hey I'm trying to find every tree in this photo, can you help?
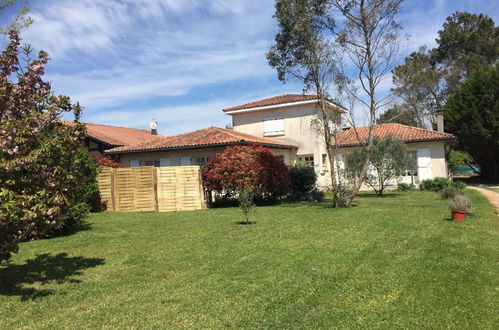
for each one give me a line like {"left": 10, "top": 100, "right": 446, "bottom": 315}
{"left": 0, "top": 32, "right": 93, "bottom": 261}
{"left": 328, "top": 0, "right": 404, "bottom": 205}
{"left": 0, "top": 0, "right": 32, "bottom": 34}
{"left": 393, "top": 12, "right": 498, "bottom": 130}
{"left": 202, "top": 144, "right": 290, "bottom": 199}
{"left": 444, "top": 64, "right": 499, "bottom": 182}
{"left": 391, "top": 47, "right": 446, "bottom": 129}
{"left": 377, "top": 104, "right": 418, "bottom": 126}
{"left": 267, "top": 0, "right": 346, "bottom": 207}
{"left": 432, "top": 12, "right": 498, "bottom": 79}
{"left": 267, "top": 0, "right": 404, "bottom": 206}
{"left": 238, "top": 190, "right": 256, "bottom": 224}
{"left": 345, "top": 137, "right": 408, "bottom": 195}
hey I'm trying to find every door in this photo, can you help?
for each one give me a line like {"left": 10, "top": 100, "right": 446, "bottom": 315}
{"left": 417, "top": 148, "right": 432, "bottom": 181}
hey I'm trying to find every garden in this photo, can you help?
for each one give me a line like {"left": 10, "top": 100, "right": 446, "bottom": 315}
{"left": 1, "top": 190, "right": 498, "bottom": 328}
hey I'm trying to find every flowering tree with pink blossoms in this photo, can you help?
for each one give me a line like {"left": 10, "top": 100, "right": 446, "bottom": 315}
{"left": 0, "top": 31, "right": 95, "bottom": 261}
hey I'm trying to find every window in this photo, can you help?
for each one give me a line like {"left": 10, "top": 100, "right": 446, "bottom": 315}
{"left": 180, "top": 156, "right": 192, "bottom": 166}
{"left": 196, "top": 157, "right": 209, "bottom": 166}
{"left": 129, "top": 159, "right": 140, "bottom": 167}
{"left": 263, "top": 117, "right": 284, "bottom": 136}
{"left": 145, "top": 160, "right": 160, "bottom": 167}
{"left": 322, "top": 154, "right": 328, "bottom": 171}
{"left": 275, "top": 155, "right": 285, "bottom": 162}
{"left": 298, "top": 155, "right": 314, "bottom": 167}
{"left": 404, "top": 151, "right": 418, "bottom": 176}
{"left": 160, "top": 157, "right": 171, "bottom": 166}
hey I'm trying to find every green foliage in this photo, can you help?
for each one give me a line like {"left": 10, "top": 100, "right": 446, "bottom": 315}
{"left": 346, "top": 137, "right": 408, "bottom": 195}
{"left": 433, "top": 12, "right": 498, "bottom": 77}
{"left": 439, "top": 186, "right": 462, "bottom": 199}
{"left": 447, "top": 150, "right": 470, "bottom": 174}
{"left": 377, "top": 105, "right": 419, "bottom": 127}
{"left": 444, "top": 64, "right": 499, "bottom": 182}
{"left": 448, "top": 194, "right": 472, "bottom": 211}
{"left": 451, "top": 180, "right": 467, "bottom": 190}
{"left": 397, "top": 182, "right": 415, "bottom": 192}
{"left": 238, "top": 190, "right": 256, "bottom": 224}
{"left": 0, "top": 32, "right": 93, "bottom": 261}
{"left": 0, "top": 0, "right": 32, "bottom": 34}
{"left": 419, "top": 177, "right": 451, "bottom": 192}
{"left": 287, "top": 163, "right": 320, "bottom": 201}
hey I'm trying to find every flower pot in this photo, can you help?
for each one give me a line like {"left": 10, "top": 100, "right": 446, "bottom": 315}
{"left": 451, "top": 210, "right": 466, "bottom": 221}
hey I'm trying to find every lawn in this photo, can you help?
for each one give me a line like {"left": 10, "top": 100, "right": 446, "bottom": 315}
{"left": 1, "top": 191, "right": 498, "bottom": 329}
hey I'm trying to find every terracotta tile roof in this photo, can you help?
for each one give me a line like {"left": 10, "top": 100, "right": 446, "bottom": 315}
{"left": 105, "top": 127, "right": 298, "bottom": 154}
{"left": 65, "top": 121, "right": 164, "bottom": 146}
{"left": 223, "top": 94, "right": 345, "bottom": 112}
{"left": 336, "top": 123, "right": 455, "bottom": 147}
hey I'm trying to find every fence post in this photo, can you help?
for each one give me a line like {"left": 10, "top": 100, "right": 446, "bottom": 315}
{"left": 111, "top": 168, "right": 116, "bottom": 211}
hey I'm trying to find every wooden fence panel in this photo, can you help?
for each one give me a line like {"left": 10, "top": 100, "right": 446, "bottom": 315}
{"left": 97, "top": 166, "right": 204, "bottom": 212}
{"left": 114, "top": 167, "right": 156, "bottom": 212}
{"left": 156, "top": 166, "right": 204, "bottom": 212}
{"left": 97, "top": 167, "right": 114, "bottom": 211}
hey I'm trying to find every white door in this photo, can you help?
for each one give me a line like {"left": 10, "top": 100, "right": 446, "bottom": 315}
{"left": 180, "top": 156, "right": 191, "bottom": 166}
{"left": 129, "top": 159, "right": 140, "bottom": 167}
{"left": 160, "top": 157, "right": 171, "bottom": 166}
{"left": 417, "top": 148, "right": 432, "bottom": 180}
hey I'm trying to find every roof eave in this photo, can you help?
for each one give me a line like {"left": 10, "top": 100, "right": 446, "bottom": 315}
{"left": 105, "top": 141, "right": 297, "bottom": 155}
{"left": 337, "top": 137, "right": 456, "bottom": 148}
{"left": 224, "top": 99, "right": 347, "bottom": 114}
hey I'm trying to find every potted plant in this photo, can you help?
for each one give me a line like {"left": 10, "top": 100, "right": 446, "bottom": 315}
{"left": 448, "top": 194, "right": 471, "bottom": 221}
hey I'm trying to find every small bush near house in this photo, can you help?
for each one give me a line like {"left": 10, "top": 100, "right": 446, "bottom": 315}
{"left": 287, "top": 163, "right": 323, "bottom": 201}
{"left": 439, "top": 186, "right": 463, "bottom": 199}
{"left": 397, "top": 182, "right": 415, "bottom": 192}
{"left": 202, "top": 144, "right": 290, "bottom": 200}
{"left": 238, "top": 190, "right": 256, "bottom": 224}
{"left": 92, "top": 155, "right": 127, "bottom": 168}
{"left": 419, "top": 177, "right": 451, "bottom": 192}
{"left": 449, "top": 194, "right": 472, "bottom": 212}
{"left": 451, "top": 180, "right": 467, "bottom": 190}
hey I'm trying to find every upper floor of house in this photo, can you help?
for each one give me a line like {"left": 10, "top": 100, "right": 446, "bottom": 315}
{"left": 223, "top": 94, "right": 346, "bottom": 153}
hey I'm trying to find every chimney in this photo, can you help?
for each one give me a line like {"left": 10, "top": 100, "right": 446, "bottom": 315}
{"left": 149, "top": 119, "right": 158, "bottom": 135}
{"left": 436, "top": 110, "right": 444, "bottom": 132}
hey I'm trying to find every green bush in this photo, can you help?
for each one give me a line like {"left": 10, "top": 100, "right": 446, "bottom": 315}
{"left": 439, "top": 186, "right": 462, "bottom": 199}
{"left": 397, "top": 182, "right": 415, "bottom": 192}
{"left": 451, "top": 180, "right": 467, "bottom": 190}
{"left": 419, "top": 177, "right": 451, "bottom": 192}
{"left": 288, "top": 163, "right": 317, "bottom": 193}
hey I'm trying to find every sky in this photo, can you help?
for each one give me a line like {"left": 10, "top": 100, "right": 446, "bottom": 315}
{"left": 1, "top": 0, "right": 498, "bottom": 136}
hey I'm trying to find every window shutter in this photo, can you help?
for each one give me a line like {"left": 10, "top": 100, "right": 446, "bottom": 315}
{"left": 160, "top": 157, "right": 171, "bottom": 166}
{"left": 417, "top": 148, "right": 432, "bottom": 180}
{"left": 129, "top": 159, "right": 140, "bottom": 167}
{"left": 180, "top": 156, "right": 191, "bottom": 166}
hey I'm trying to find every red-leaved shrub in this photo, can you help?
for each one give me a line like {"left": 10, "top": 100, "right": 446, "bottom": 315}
{"left": 92, "top": 155, "right": 127, "bottom": 168}
{"left": 202, "top": 144, "right": 290, "bottom": 198}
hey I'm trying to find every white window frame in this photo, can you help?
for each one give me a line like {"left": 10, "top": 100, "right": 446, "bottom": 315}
{"left": 263, "top": 117, "right": 284, "bottom": 137}
{"left": 298, "top": 155, "right": 315, "bottom": 167}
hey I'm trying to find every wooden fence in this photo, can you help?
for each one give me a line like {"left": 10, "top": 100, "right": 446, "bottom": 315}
{"left": 97, "top": 166, "right": 205, "bottom": 212}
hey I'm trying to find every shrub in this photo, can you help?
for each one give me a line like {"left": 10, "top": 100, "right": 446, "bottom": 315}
{"left": 419, "top": 177, "right": 451, "bottom": 192}
{"left": 288, "top": 163, "right": 317, "bottom": 193}
{"left": 449, "top": 194, "right": 472, "bottom": 211}
{"left": 397, "top": 182, "right": 415, "bottom": 192}
{"left": 451, "top": 180, "right": 467, "bottom": 190}
{"left": 202, "top": 144, "right": 290, "bottom": 199}
{"left": 439, "top": 186, "right": 462, "bottom": 199}
{"left": 92, "top": 155, "right": 127, "bottom": 168}
{"left": 238, "top": 190, "right": 256, "bottom": 224}
{"left": 212, "top": 195, "right": 238, "bottom": 208}
{"left": 0, "top": 32, "right": 95, "bottom": 261}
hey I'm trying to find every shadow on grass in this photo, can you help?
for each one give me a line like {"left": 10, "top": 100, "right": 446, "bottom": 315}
{"left": 234, "top": 221, "right": 257, "bottom": 225}
{"left": 357, "top": 193, "right": 402, "bottom": 198}
{"left": 0, "top": 253, "right": 104, "bottom": 301}
{"left": 47, "top": 223, "right": 93, "bottom": 239}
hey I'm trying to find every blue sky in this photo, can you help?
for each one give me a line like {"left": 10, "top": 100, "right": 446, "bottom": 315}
{"left": 1, "top": 0, "right": 498, "bottom": 135}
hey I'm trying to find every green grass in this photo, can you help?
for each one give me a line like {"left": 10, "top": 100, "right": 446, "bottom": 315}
{"left": 1, "top": 191, "right": 498, "bottom": 329}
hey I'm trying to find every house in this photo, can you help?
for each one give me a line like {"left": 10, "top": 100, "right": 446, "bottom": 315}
{"left": 72, "top": 122, "right": 164, "bottom": 156}
{"left": 104, "top": 94, "right": 455, "bottom": 187}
